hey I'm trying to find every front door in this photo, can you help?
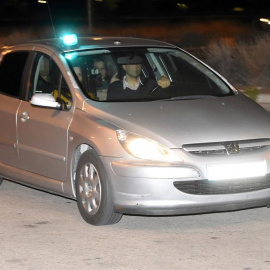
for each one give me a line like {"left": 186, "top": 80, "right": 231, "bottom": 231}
{"left": 17, "top": 53, "right": 74, "bottom": 181}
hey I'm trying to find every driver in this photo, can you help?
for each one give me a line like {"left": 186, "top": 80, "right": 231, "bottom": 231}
{"left": 107, "top": 56, "right": 170, "bottom": 101}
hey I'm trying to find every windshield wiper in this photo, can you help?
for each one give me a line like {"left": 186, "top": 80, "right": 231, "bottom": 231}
{"left": 162, "top": 95, "right": 218, "bottom": 101}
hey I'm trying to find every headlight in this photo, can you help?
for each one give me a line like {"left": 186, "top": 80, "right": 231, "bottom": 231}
{"left": 116, "top": 130, "right": 183, "bottom": 162}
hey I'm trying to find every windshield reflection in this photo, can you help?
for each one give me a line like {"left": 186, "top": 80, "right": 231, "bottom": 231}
{"left": 65, "top": 48, "right": 233, "bottom": 102}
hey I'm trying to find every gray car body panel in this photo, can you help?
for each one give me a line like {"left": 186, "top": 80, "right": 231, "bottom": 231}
{"left": 85, "top": 93, "right": 270, "bottom": 149}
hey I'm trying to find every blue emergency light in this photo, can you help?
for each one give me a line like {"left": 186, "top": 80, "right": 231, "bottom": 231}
{"left": 60, "top": 34, "right": 78, "bottom": 47}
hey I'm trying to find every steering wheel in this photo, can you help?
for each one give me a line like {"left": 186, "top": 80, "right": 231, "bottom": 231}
{"left": 149, "top": 85, "right": 161, "bottom": 95}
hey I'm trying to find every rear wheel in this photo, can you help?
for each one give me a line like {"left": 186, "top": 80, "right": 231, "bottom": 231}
{"left": 75, "top": 149, "right": 122, "bottom": 226}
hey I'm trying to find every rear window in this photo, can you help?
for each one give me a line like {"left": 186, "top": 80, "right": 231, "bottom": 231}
{"left": 0, "top": 51, "right": 29, "bottom": 98}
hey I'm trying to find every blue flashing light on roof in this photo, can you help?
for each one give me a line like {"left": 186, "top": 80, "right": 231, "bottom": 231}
{"left": 60, "top": 34, "right": 78, "bottom": 47}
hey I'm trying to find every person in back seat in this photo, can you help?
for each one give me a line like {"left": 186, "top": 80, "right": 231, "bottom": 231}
{"left": 92, "top": 59, "right": 111, "bottom": 100}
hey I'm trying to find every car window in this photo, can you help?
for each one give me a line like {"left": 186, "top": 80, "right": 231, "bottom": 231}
{"left": 64, "top": 48, "right": 233, "bottom": 102}
{"left": 29, "top": 53, "right": 73, "bottom": 109}
{"left": 0, "top": 51, "right": 29, "bottom": 98}
{"left": 65, "top": 50, "right": 117, "bottom": 101}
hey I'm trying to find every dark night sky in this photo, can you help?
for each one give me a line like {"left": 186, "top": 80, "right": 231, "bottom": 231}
{"left": 0, "top": 0, "right": 270, "bottom": 27}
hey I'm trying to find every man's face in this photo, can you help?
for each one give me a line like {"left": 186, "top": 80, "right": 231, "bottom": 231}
{"left": 123, "top": 64, "right": 142, "bottom": 78}
{"left": 94, "top": 61, "right": 107, "bottom": 79}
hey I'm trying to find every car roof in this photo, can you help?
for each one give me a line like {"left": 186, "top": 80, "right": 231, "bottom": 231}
{"left": 22, "top": 36, "right": 177, "bottom": 53}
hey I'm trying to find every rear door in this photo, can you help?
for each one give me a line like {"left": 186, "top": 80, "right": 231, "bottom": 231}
{"left": 0, "top": 51, "right": 29, "bottom": 168}
{"left": 17, "top": 52, "right": 74, "bottom": 181}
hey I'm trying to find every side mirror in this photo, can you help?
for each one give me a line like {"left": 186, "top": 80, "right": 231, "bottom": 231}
{"left": 30, "top": 93, "right": 61, "bottom": 109}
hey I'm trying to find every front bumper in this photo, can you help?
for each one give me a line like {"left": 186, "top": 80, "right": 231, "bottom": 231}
{"left": 101, "top": 157, "right": 270, "bottom": 215}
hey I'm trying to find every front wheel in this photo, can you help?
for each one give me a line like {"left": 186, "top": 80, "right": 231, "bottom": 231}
{"left": 75, "top": 149, "right": 122, "bottom": 226}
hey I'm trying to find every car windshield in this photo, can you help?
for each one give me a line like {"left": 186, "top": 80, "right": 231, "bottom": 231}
{"left": 64, "top": 47, "right": 233, "bottom": 102}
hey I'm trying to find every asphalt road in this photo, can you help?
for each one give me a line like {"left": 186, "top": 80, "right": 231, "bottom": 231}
{"left": 1, "top": 179, "right": 270, "bottom": 270}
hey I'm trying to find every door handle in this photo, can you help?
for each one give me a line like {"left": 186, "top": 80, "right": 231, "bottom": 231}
{"left": 20, "top": 111, "right": 30, "bottom": 122}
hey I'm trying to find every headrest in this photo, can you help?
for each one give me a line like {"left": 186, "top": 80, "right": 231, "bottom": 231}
{"left": 117, "top": 55, "right": 143, "bottom": 65}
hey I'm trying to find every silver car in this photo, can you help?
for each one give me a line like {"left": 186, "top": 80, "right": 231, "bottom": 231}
{"left": 1, "top": 34, "right": 270, "bottom": 226}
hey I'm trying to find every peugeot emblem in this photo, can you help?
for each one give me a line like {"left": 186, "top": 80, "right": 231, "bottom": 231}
{"left": 223, "top": 142, "right": 240, "bottom": 155}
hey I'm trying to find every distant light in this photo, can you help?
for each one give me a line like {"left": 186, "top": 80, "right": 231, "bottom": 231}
{"left": 177, "top": 3, "right": 188, "bottom": 10}
{"left": 260, "top": 18, "right": 270, "bottom": 23}
{"left": 233, "top": 7, "right": 244, "bottom": 12}
{"left": 38, "top": 0, "right": 47, "bottom": 3}
{"left": 92, "top": 37, "right": 104, "bottom": 41}
{"left": 60, "top": 34, "right": 78, "bottom": 47}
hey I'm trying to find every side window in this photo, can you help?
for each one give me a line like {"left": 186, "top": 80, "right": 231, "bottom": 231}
{"left": 0, "top": 51, "right": 29, "bottom": 98}
{"left": 30, "top": 53, "right": 73, "bottom": 109}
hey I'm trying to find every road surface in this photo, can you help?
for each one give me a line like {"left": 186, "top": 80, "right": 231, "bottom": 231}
{"left": 1, "top": 180, "right": 270, "bottom": 270}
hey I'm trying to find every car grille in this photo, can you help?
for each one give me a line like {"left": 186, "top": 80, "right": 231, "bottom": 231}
{"left": 182, "top": 138, "right": 270, "bottom": 156}
{"left": 173, "top": 174, "right": 270, "bottom": 195}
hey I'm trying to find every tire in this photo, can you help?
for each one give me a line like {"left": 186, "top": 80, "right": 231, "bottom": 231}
{"left": 75, "top": 149, "right": 122, "bottom": 226}
{"left": 0, "top": 177, "right": 3, "bottom": 186}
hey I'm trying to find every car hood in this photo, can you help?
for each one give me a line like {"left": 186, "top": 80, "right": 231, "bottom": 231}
{"left": 89, "top": 94, "right": 270, "bottom": 148}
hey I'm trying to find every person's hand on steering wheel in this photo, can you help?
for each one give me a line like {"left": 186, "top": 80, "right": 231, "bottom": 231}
{"left": 157, "top": 75, "right": 170, "bottom": 88}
